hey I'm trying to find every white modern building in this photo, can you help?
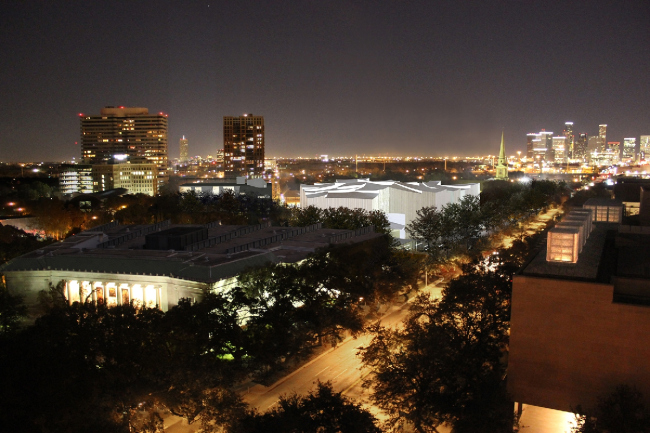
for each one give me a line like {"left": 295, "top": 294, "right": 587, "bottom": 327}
{"left": 300, "top": 179, "right": 480, "bottom": 238}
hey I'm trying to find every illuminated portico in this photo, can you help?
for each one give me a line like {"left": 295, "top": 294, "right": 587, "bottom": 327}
{"left": 1, "top": 220, "right": 381, "bottom": 320}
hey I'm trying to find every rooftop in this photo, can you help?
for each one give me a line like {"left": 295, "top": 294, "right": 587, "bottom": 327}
{"left": 1, "top": 221, "right": 382, "bottom": 283}
{"left": 523, "top": 223, "right": 614, "bottom": 281}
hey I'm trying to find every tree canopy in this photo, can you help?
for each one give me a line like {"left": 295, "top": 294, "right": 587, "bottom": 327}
{"left": 406, "top": 180, "right": 571, "bottom": 260}
{"left": 289, "top": 205, "right": 391, "bottom": 235}
{"left": 359, "top": 238, "right": 537, "bottom": 432}
{"left": 573, "top": 385, "right": 650, "bottom": 433}
{"left": 235, "top": 381, "right": 381, "bottom": 433}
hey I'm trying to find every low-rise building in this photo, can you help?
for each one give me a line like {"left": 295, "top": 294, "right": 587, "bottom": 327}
{"left": 58, "top": 164, "right": 93, "bottom": 195}
{"left": 180, "top": 177, "right": 272, "bottom": 198}
{"left": 1, "top": 220, "right": 380, "bottom": 318}
{"left": 300, "top": 179, "right": 480, "bottom": 238}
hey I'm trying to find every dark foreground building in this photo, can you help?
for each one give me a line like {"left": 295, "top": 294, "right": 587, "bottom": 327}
{"left": 508, "top": 198, "right": 650, "bottom": 413}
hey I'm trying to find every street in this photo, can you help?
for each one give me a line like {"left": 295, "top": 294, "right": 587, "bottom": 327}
{"left": 244, "top": 280, "right": 444, "bottom": 411}
{"left": 164, "top": 207, "right": 567, "bottom": 432}
{"left": 162, "top": 280, "right": 444, "bottom": 432}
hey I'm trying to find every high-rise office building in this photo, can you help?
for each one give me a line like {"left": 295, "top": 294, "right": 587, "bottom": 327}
{"left": 574, "top": 133, "right": 588, "bottom": 161}
{"left": 552, "top": 136, "right": 566, "bottom": 163}
{"left": 608, "top": 142, "right": 620, "bottom": 159}
{"left": 563, "top": 122, "right": 574, "bottom": 159}
{"left": 80, "top": 106, "right": 168, "bottom": 187}
{"left": 588, "top": 135, "right": 601, "bottom": 153}
{"left": 526, "top": 133, "right": 536, "bottom": 159}
{"left": 223, "top": 114, "right": 264, "bottom": 177}
{"left": 622, "top": 137, "right": 636, "bottom": 162}
{"left": 526, "top": 130, "right": 553, "bottom": 161}
{"left": 640, "top": 135, "right": 650, "bottom": 161}
{"left": 179, "top": 135, "right": 189, "bottom": 163}
{"left": 540, "top": 130, "right": 554, "bottom": 161}
{"left": 598, "top": 124, "right": 607, "bottom": 150}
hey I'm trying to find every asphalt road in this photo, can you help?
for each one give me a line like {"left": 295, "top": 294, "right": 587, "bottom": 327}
{"left": 161, "top": 280, "right": 445, "bottom": 432}
{"left": 242, "top": 280, "right": 445, "bottom": 414}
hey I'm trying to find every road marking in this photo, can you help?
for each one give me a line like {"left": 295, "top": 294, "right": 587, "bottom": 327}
{"left": 332, "top": 368, "right": 348, "bottom": 380}
{"left": 314, "top": 366, "right": 330, "bottom": 377}
{"left": 342, "top": 370, "right": 371, "bottom": 395}
{"left": 267, "top": 399, "right": 279, "bottom": 409}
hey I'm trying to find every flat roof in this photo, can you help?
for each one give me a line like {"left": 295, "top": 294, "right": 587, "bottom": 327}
{"left": 1, "top": 222, "right": 383, "bottom": 283}
{"left": 583, "top": 198, "right": 623, "bottom": 207}
{"left": 523, "top": 224, "right": 613, "bottom": 281}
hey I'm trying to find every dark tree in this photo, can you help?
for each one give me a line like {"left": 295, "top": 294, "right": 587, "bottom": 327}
{"left": 573, "top": 385, "right": 650, "bottom": 433}
{"left": 0, "top": 292, "right": 249, "bottom": 433}
{"left": 235, "top": 381, "right": 381, "bottom": 433}
{"left": 359, "top": 248, "right": 522, "bottom": 432}
{"left": 289, "top": 206, "right": 391, "bottom": 235}
{"left": 0, "top": 283, "right": 27, "bottom": 336}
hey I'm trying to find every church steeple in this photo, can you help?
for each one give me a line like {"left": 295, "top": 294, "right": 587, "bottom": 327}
{"left": 495, "top": 130, "right": 509, "bottom": 181}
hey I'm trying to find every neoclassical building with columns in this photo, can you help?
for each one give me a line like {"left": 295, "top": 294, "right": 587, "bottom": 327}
{"left": 2, "top": 220, "right": 380, "bottom": 319}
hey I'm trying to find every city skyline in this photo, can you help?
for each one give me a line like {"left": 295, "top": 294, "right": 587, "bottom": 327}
{"left": 1, "top": 1, "right": 649, "bottom": 161}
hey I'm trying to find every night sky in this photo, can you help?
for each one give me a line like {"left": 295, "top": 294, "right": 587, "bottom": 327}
{"left": 1, "top": 0, "right": 649, "bottom": 161}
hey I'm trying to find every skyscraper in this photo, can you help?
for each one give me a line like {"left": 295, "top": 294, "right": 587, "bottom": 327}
{"left": 588, "top": 136, "right": 601, "bottom": 153}
{"left": 179, "top": 135, "right": 189, "bottom": 163}
{"left": 526, "top": 130, "right": 553, "bottom": 161}
{"left": 80, "top": 106, "right": 168, "bottom": 186}
{"left": 622, "top": 137, "right": 636, "bottom": 162}
{"left": 574, "top": 133, "right": 588, "bottom": 161}
{"left": 526, "top": 133, "right": 536, "bottom": 159}
{"left": 563, "top": 122, "right": 574, "bottom": 159}
{"left": 598, "top": 124, "right": 607, "bottom": 150}
{"left": 640, "top": 135, "right": 650, "bottom": 161}
{"left": 552, "top": 136, "right": 567, "bottom": 163}
{"left": 223, "top": 114, "right": 264, "bottom": 177}
{"left": 495, "top": 131, "right": 508, "bottom": 181}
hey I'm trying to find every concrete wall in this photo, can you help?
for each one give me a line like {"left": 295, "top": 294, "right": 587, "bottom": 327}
{"left": 303, "top": 195, "right": 378, "bottom": 213}
{"left": 508, "top": 275, "right": 650, "bottom": 412}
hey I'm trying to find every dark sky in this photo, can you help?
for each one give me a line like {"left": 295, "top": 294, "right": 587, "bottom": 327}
{"left": 1, "top": 0, "right": 649, "bottom": 161}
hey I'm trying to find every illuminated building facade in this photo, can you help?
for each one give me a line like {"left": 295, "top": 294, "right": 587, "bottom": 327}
{"left": 59, "top": 164, "right": 93, "bottom": 195}
{"left": 607, "top": 142, "right": 620, "bottom": 159}
{"left": 563, "top": 122, "right": 574, "bottom": 159}
{"left": 179, "top": 177, "right": 271, "bottom": 198}
{"left": 80, "top": 106, "right": 168, "bottom": 188}
{"left": 622, "top": 137, "right": 636, "bottom": 162}
{"left": 527, "top": 130, "right": 553, "bottom": 161}
{"left": 574, "top": 133, "right": 588, "bottom": 161}
{"left": 598, "top": 124, "right": 607, "bottom": 150}
{"left": 112, "top": 162, "right": 159, "bottom": 196}
{"left": 179, "top": 135, "right": 188, "bottom": 162}
{"left": 640, "top": 135, "right": 650, "bottom": 161}
{"left": 1, "top": 221, "right": 381, "bottom": 318}
{"left": 90, "top": 161, "right": 158, "bottom": 196}
{"left": 552, "top": 136, "right": 566, "bottom": 163}
{"left": 223, "top": 114, "right": 264, "bottom": 177}
{"left": 300, "top": 179, "right": 480, "bottom": 239}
